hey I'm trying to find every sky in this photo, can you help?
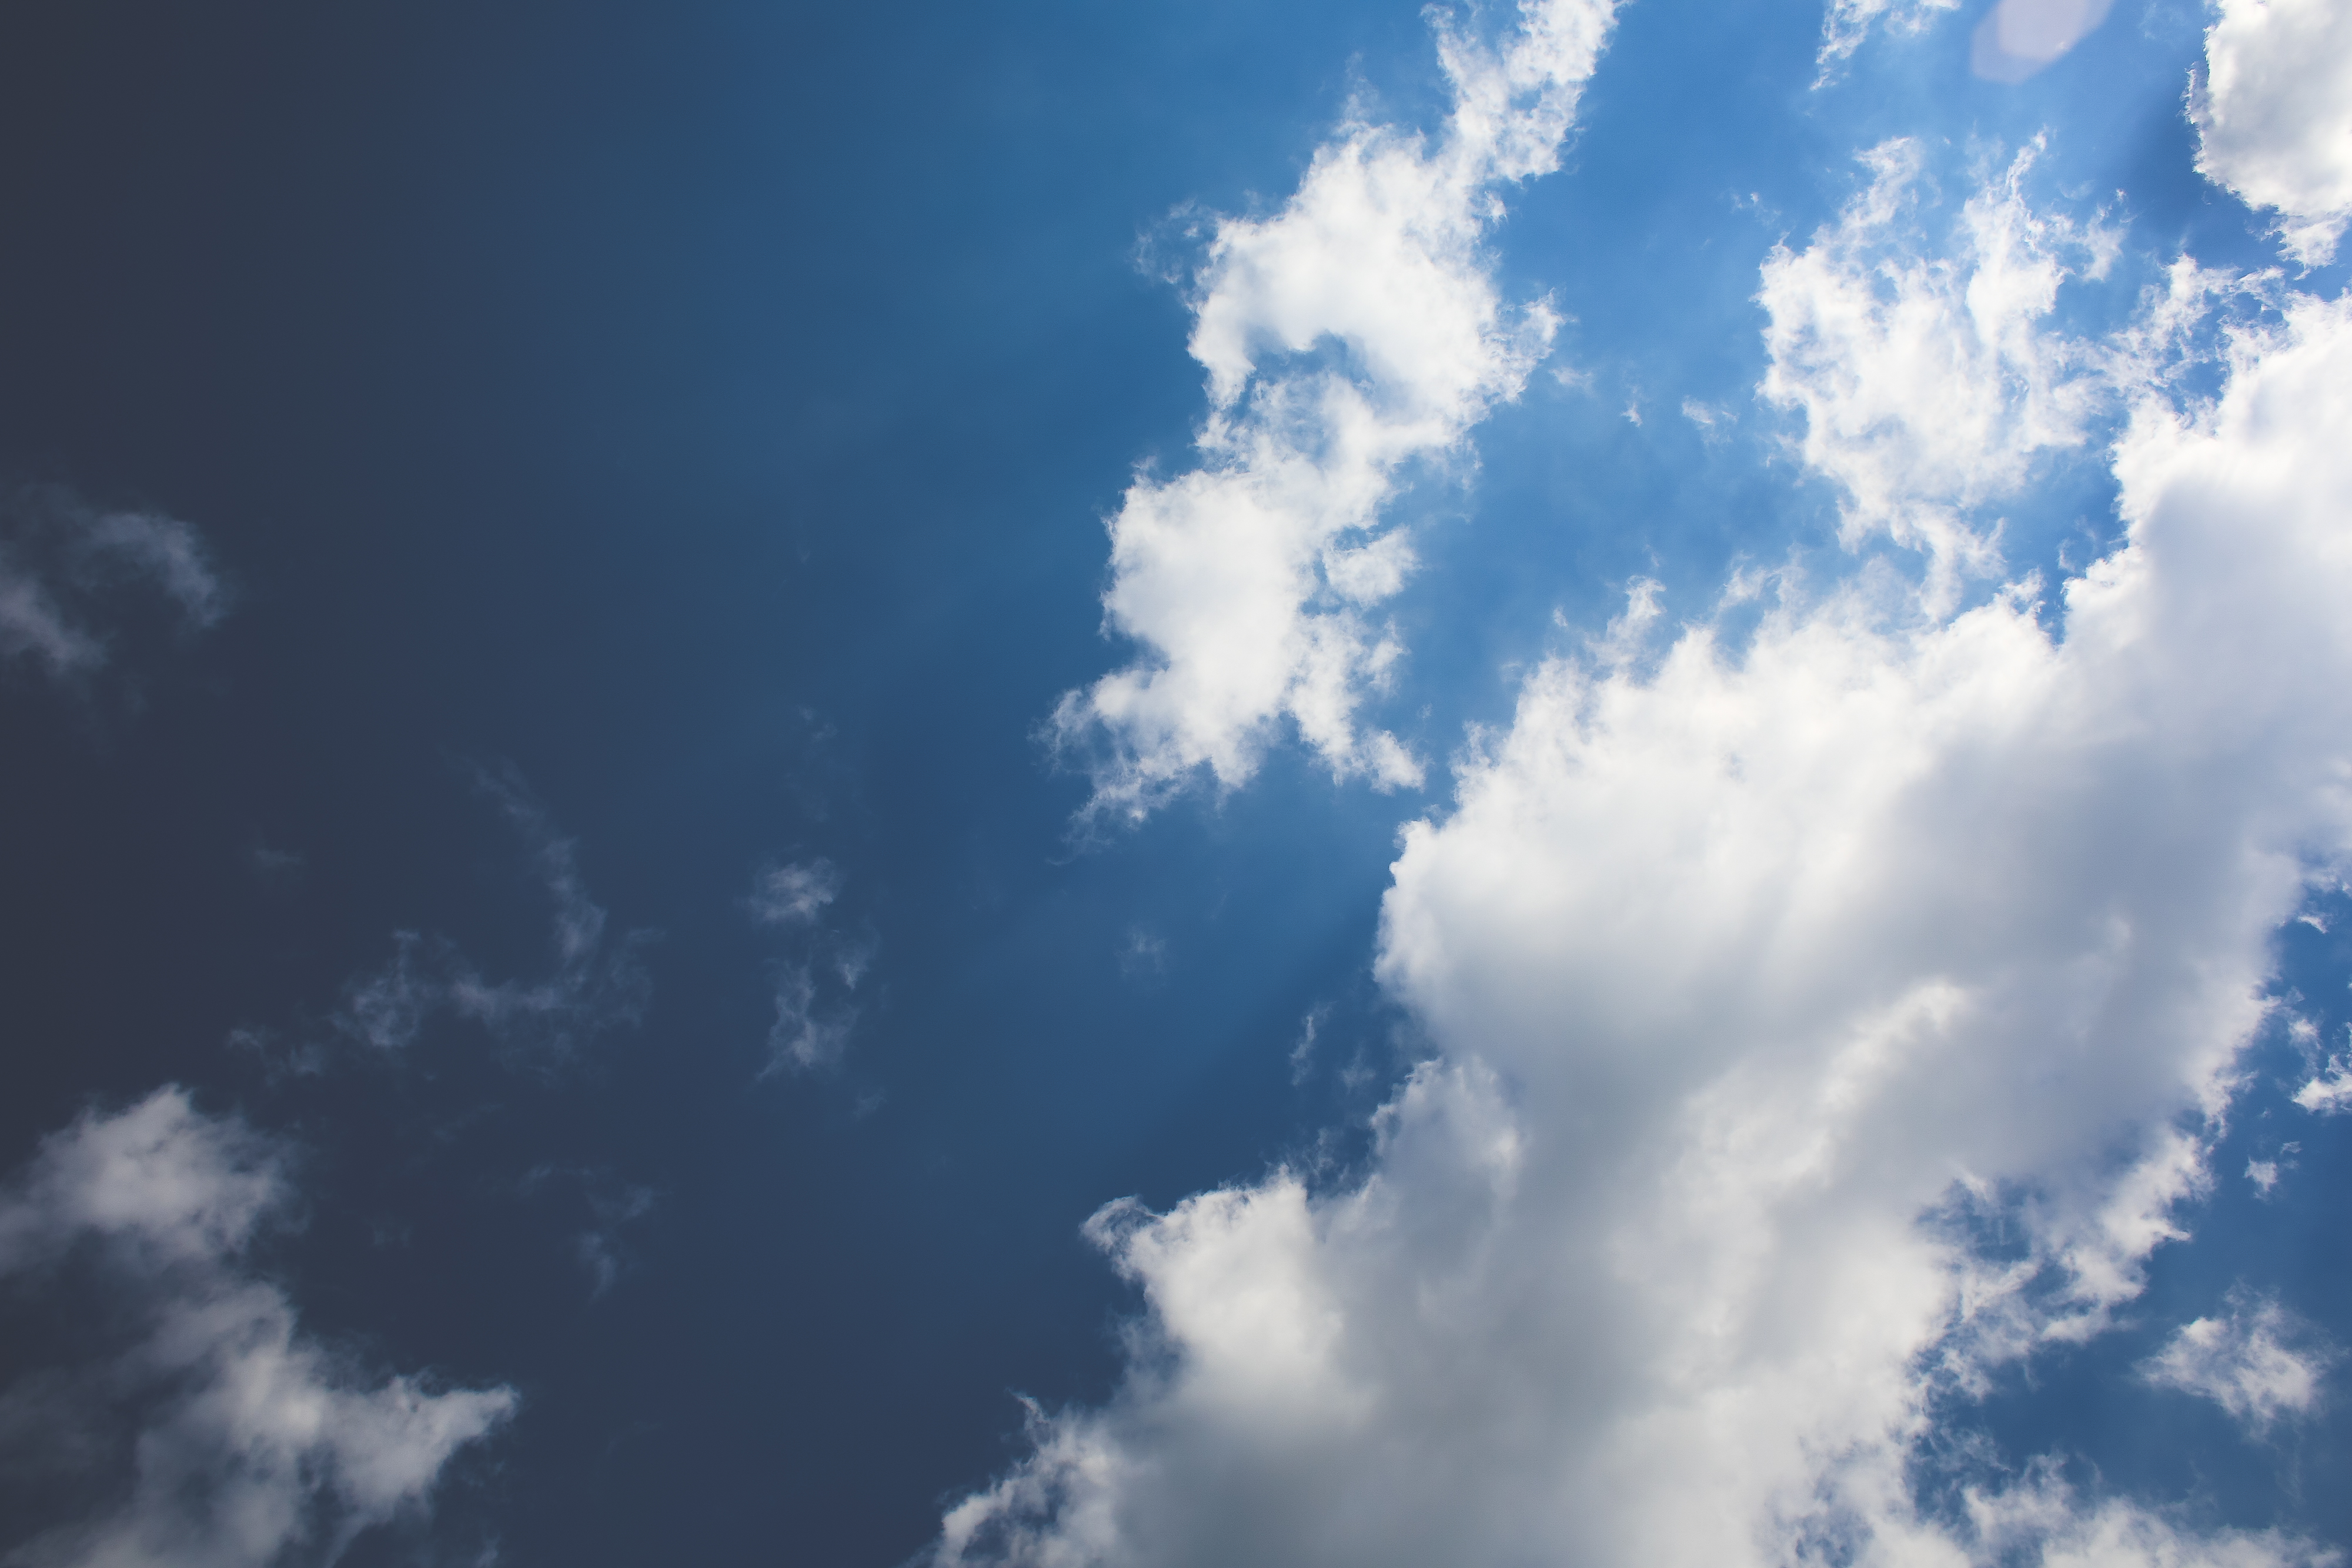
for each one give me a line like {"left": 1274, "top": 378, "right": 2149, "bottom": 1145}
{"left": 2, "top": 0, "right": 2351, "bottom": 1564}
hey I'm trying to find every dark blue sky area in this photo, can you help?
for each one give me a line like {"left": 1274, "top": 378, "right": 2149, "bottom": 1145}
{"left": 0, "top": 4, "right": 1456, "bottom": 1562}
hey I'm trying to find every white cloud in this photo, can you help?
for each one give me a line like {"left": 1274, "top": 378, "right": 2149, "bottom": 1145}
{"left": 749, "top": 859, "right": 841, "bottom": 926}
{"left": 1968, "top": 1475, "right": 2334, "bottom": 1568}
{"left": 1679, "top": 395, "right": 1733, "bottom": 430}
{"left": 2142, "top": 1293, "right": 2334, "bottom": 1436}
{"left": 332, "top": 773, "right": 652, "bottom": 1062}
{"left": 929, "top": 218, "right": 2352, "bottom": 1563}
{"left": 1758, "top": 138, "right": 2116, "bottom": 608}
{"left": 748, "top": 860, "right": 868, "bottom": 1075}
{"left": 764, "top": 961, "right": 859, "bottom": 1074}
{"left": 2192, "top": 0, "right": 2352, "bottom": 266}
{"left": 1116, "top": 928, "right": 1168, "bottom": 984}
{"left": 1049, "top": 0, "right": 1620, "bottom": 827}
{"left": 1817, "top": 0, "right": 1960, "bottom": 75}
{"left": 1288, "top": 1003, "right": 1332, "bottom": 1086}
{"left": 2292, "top": 1053, "right": 2352, "bottom": 1113}
{"left": 0, "top": 1089, "right": 514, "bottom": 1567}
{"left": 0, "top": 486, "right": 225, "bottom": 684}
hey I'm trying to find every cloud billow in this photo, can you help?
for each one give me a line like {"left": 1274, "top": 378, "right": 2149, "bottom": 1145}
{"left": 929, "top": 78, "right": 2352, "bottom": 1568}
{"left": 2193, "top": 0, "right": 2352, "bottom": 268}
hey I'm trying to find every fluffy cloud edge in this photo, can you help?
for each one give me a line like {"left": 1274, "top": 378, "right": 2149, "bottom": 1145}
{"left": 924, "top": 148, "right": 2352, "bottom": 1568}
{"left": 2191, "top": 0, "right": 2352, "bottom": 267}
{"left": 1048, "top": 0, "right": 1621, "bottom": 829}
{"left": 0, "top": 1088, "right": 516, "bottom": 1568}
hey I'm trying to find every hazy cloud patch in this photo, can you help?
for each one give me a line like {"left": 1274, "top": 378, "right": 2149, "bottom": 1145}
{"left": 748, "top": 858, "right": 870, "bottom": 1075}
{"left": 325, "top": 771, "right": 653, "bottom": 1068}
{"left": 0, "top": 484, "right": 225, "bottom": 691}
{"left": 2142, "top": 1292, "right": 2336, "bottom": 1436}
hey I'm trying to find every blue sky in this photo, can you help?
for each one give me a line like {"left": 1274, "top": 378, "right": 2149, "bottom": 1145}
{"left": 3, "top": 1, "right": 2351, "bottom": 1564}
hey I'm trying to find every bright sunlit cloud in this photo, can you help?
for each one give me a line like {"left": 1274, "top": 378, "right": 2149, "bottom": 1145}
{"left": 1049, "top": 0, "right": 1621, "bottom": 827}
{"left": 930, "top": 119, "right": 2352, "bottom": 1568}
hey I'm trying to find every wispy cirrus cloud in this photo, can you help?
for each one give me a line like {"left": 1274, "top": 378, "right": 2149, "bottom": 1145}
{"left": 327, "top": 769, "right": 653, "bottom": 1066}
{"left": 747, "top": 858, "right": 870, "bottom": 1075}
{"left": 1815, "top": 0, "right": 1960, "bottom": 75}
{"left": 1049, "top": 0, "right": 1621, "bottom": 828}
{"left": 521, "top": 1164, "right": 658, "bottom": 1299}
{"left": 0, "top": 484, "right": 225, "bottom": 687}
{"left": 0, "top": 1089, "right": 514, "bottom": 1567}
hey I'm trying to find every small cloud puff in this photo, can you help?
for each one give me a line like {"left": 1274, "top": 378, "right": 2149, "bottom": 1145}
{"left": 749, "top": 858, "right": 870, "bottom": 1075}
{"left": 1117, "top": 927, "right": 1168, "bottom": 983}
{"left": 749, "top": 859, "right": 842, "bottom": 927}
{"left": 1678, "top": 396, "right": 1732, "bottom": 431}
{"left": 2292, "top": 1055, "right": 2352, "bottom": 1114}
{"left": 2141, "top": 1292, "right": 2336, "bottom": 1436}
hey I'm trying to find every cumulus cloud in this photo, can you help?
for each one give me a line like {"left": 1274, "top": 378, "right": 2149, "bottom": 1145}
{"left": 2141, "top": 1293, "right": 2335, "bottom": 1436}
{"left": 1758, "top": 138, "right": 2116, "bottom": 607}
{"left": 2192, "top": 0, "right": 2352, "bottom": 267}
{"left": 0, "top": 1089, "right": 514, "bottom": 1566}
{"left": 0, "top": 484, "right": 225, "bottom": 686}
{"left": 332, "top": 771, "right": 652, "bottom": 1064}
{"left": 930, "top": 205, "right": 2352, "bottom": 1564}
{"left": 748, "top": 858, "right": 869, "bottom": 1075}
{"left": 1048, "top": 0, "right": 1620, "bottom": 827}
